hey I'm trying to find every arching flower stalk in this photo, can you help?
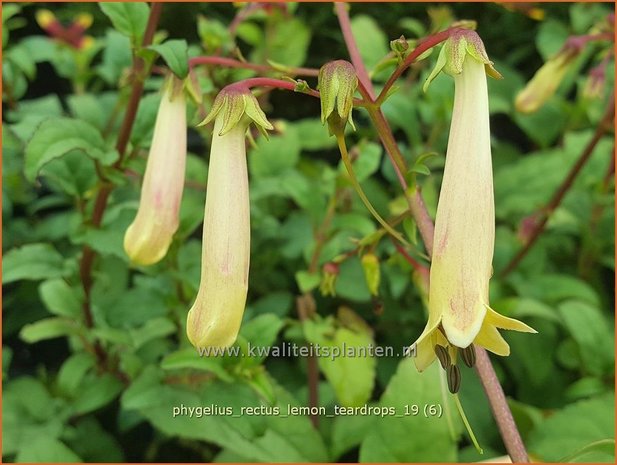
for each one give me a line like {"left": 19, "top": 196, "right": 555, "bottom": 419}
{"left": 415, "top": 30, "right": 536, "bottom": 387}
{"left": 124, "top": 76, "right": 187, "bottom": 266}
{"left": 187, "top": 87, "right": 272, "bottom": 348}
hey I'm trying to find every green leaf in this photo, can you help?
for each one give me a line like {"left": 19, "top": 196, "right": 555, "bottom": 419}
{"left": 250, "top": 126, "right": 301, "bottom": 177}
{"left": 122, "top": 371, "right": 329, "bottom": 462}
{"left": 148, "top": 39, "right": 189, "bottom": 79}
{"left": 57, "top": 353, "right": 96, "bottom": 397}
{"left": 295, "top": 270, "right": 321, "bottom": 293}
{"left": 560, "top": 439, "right": 616, "bottom": 463}
{"left": 39, "top": 279, "right": 82, "bottom": 318}
{"left": 528, "top": 394, "right": 615, "bottom": 462}
{"left": 331, "top": 414, "right": 375, "bottom": 459}
{"left": 350, "top": 15, "right": 388, "bottom": 72}
{"left": 130, "top": 317, "right": 176, "bottom": 349}
{"left": 335, "top": 257, "right": 372, "bottom": 302}
{"left": 3, "top": 244, "right": 69, "bottom": 284}
{"left": 536, "top": 19, "right": 569, "bottom": 60}
{"left": 161, "top": 348, "right": 233, "bottom": 381}
{"left": 241, "top": 313, "right": 285, "bottom": 352}
{"left": 250, "top": 18, "right": 310, "bottom": 68}
{"left": 99, "top": 2, "right": 150, "bottom": 45}
{"left": 71, "top": 373, "right": 123, "bottom": 415}
{"left": 15, "top": 437, "right": 82, "bottom": 463}
{"left": 359, "top": 361, "right": 457, "bottom": 462}
{"left": 24, "top": 118, "right": 117, "bottom": 182}
{"left": 65, "top": 417, "right": 125, "bottom": 462}
{"left": 293, "top": 118, "right": 338, "bottom": 151}
{"left": 339, "top": 141, "right": 382, "bottom": 183}
{"left": 558, "top": 300, "right": 614, "bottom": 376}
{"left": 20, "top": 318, "right": 79, "bottom": 343}
{"left": 3, "top": 378, "right": 66, "bottom": 456}
{"left": 509, "top": 273, "right": 600, "bottom": 307}
{"left": 104, "top": 286, "right": 169, "bottom": 328}
{"left": 303, "top": 311, "right": 376, "bottom": 407}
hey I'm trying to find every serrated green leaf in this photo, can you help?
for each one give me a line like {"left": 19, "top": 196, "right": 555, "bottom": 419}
{"left": 57, "top": 353, "right": 96, "bottom": 397}
{"left": 130, "top": 317, "right": 176, "bottom": 349}
{"left": 39, "top": 279, "right": 82, "bottom": 318}
{"left": 350, "top": 15, "right": 388, "bottom": 72}
{"left": 359, "top": 360, "right": 457, "bottom": 461}
{"left": 558, "top": 300, "right": 614, "bottom": 376}
{"left": 528, "top": 394, "right": 615, "bottom": 462}
{"left": 20, "top": 318, "right": 79, "bottom": 343}
{"left": 71, "top": 373, "right": 123, "bottom": 415}
{"left": 148, "top": 39, "right": 189, "bottom": 79}
{"left": 99, "top": 2, "right": 150, "bottom": 45}
{"left": 24, "top": 118, "right": 115, "bottom": 182}
{"left": 16, "top": 437, "right": 82, "bottom": 463}
{"left": 3, "top": 243, "right": 69, "bottom": 284}
{"left": 295, "top": 270, "right": 321, "bottom": 293}
{"left": 304, "top": 310, "right": 376, "bottom": 407}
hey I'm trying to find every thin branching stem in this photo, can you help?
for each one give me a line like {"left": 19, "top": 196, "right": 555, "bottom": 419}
{"left": 78, "top": 3, "right": 163, "bottom": 383}
{"left": 501, "top": 92, "right": 615, "bottom": 277}
{"left": 334, "top": 2, "right": 530, "bottom": 461}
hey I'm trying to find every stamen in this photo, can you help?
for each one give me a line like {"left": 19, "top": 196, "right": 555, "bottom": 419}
{"left": 434, "top": 344, "right": 451, "bottom": 370}
{"left": 447, "top": 364, "right": 461, "bottom": 393}
{"left": 461, "top": 344, "right": 476, "bottom": 367}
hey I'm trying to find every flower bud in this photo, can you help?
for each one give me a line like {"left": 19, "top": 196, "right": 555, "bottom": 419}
{"left": 515, "top": 46, "right": 579, "bottom": 113}
{"left": 424, "top": 29, "right": 501, "bottom": 93}
{"left": 582, "top": 61, "right": 607, "bottom": 100}
{"left": 319, "top": 262, "right": 339, "bottom": 297}
{"left": 198, "top": 86, "right": 273, "bottom": 137}
{"left": 414, "top": 33, "right": 535, "bottom": 374}
{"left": 188, "top": 87, "right": 272, "bottom": 348}
{"left": 36, "top": 9, "right": 93, "bottom": 49}
{"left": 361, "top": 253, "right": 380, "bottom": 297}
{"left": 318, "top": 60, "right": 358, "bottom": 136}
{"left": 124, "top": 77, "right": 187, "bottom": 265}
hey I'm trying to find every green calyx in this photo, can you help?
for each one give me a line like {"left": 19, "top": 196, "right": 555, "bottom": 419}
{"left": 318, "top": 60, "right": 358, "bottom": 136}
{"left": 198, "top": 87, "right": 274, "bottom": 137}
{"left": 424, "top": 29, "right": 502, "bottom": 92}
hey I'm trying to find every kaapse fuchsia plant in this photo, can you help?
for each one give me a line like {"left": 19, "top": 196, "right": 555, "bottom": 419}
{"left": 186, "top": 87, "right": 273, "bottom": 348}
{"left": 414, "top": 30, "right": 536, "bottom": 385}
{"left": 124, "top": 76, "right": 187, "bottom": 265}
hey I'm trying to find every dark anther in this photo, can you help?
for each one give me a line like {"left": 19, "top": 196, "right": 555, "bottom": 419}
{"left": 434, "top": 344, "right": 451, "bottom": 370}
{"left": 461, "top": 344, "right": 476, "bottom": 368}
{"left": 447, "top": 364, "right": 461, "bottom": 394}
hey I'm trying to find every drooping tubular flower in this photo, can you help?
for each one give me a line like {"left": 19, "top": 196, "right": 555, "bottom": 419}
{"left": 414, "top": 30, "right": 535, "bottom": 379}
{"left": 515, "top": 41, "right": 581, "bottom": 114}
{"left": 187, "top": 87, "right": 273, "bottom": 348}
{"left": 124, "top": 76, "right": 187, "bottom": 266}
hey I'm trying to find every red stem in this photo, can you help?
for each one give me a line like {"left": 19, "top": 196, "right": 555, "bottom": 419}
{"left": 78, "top": 3, "right": 163, "bottom": 381}
{"left": 189, "top": 56, "right": 319, "bottom": 77}
{"left": 501, "top": 92, "right": 615, "bottom": 277}
{"left": 335, "top": 3, "right": 529, "bottom": 461}
{"left": 227, "top": 77, "right": 321, "bottom": 98}
{"left": 475, "top": 347, "right": 529, "bottom": 462}
{"left": 334, "top": 2, "right": 375, "bottom": 100}
{"left": 377, "top": 27, "right": 456, "bottom": 105}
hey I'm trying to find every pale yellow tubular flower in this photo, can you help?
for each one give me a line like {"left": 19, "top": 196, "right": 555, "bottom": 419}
{"left": 186, "top": 116, "right": 250, "bottom": 348}
{"left": 413, "top": 31, "right": 535, "bottom": 374}
{"left": 433, "top": 57, "right": 494, "bottom": 350}
{"left": 515, "top": 50, "right": 576, "bottom": 113}
{"left": 124, "top": 77, "right": 187, "bottom": 266}
{"left": 187, "top": 87, "right": 272, "bottom": 349}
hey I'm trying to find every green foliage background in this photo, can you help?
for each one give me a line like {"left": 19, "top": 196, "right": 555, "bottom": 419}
{"left": 2, "top": 2, "right": 615, "bottom": 463}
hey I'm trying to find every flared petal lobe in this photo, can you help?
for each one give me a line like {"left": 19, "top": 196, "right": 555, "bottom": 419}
{"left": 186, "top": 116, "right": 250, "bottom": 348}
{"left": 124, "top": 79, "right": 187, "bottom": 265}
{"left": 430, "top": 57, "right": 494, "bottom": 349}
